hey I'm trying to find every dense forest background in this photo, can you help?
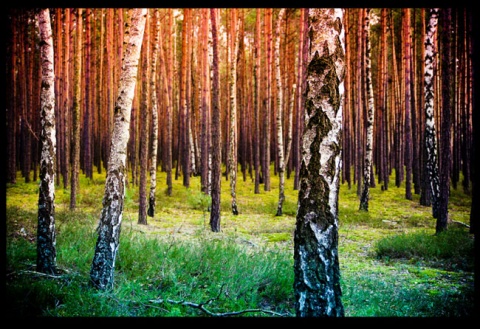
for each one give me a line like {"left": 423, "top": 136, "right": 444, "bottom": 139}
{"left": 5, "top": 8, "right": 475, "bottom": 226}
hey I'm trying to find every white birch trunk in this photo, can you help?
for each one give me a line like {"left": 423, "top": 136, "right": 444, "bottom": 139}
{"left": 424, "top": 8, "right": 441, "bottom": 218}
{"left": 275, "top": 8, "right": 286, "bottom": 216}
{"left": 229, "top": 10, "right": 240, "bottom": 215}
{"left": 359, "top": 8, "right": 375, "bottom": 211}
{"left": 90, "top": 8, "right": 147, "bottom": 290}
{"left": 37, "top": 8, "right": 57, "bottom": 275}
{"left": 148, "top": 9, "right": 160, "bottom": 218}
{"left": 293, "top": 8, "right": 345, "bottom": 317}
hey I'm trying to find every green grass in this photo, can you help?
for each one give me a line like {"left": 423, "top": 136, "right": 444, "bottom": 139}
{"left": 5, "top": 167, "right": 475, "bottom": 317}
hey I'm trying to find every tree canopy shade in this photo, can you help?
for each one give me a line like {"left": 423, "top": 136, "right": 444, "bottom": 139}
{"left": 90, "top": 8, "right": 147, "bottom": 290}
{"left": 293, "top": 8, "right": 345, "bottom": 317}
{"left": 36, "top": 8, "right": 57, "bottom": 275}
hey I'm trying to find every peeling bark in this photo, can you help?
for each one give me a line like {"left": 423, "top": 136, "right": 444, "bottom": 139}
{"left": 90, "top": 8, "right": 147, "bottom": 290}
{"left": 275, "top": 8, "right": 286, "bottom": 216}
{"left": 36, "top": 8, "right": 57, "bottom": 275}
{"left": 294, "top": 8, "right": 345, "bottom": 317}
{"left": 148, "top": 9, "right": 160, "bottom": 218}
{"left": 423, "top": 8, "right": 441, "bottom": 219}
{"left": 229, "top": 9, "right": 240, "bottom": 216}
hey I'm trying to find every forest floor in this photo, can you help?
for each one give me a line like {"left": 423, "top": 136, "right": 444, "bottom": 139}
{"left": 6, "top": 168, "right": 476, "bottom": 317}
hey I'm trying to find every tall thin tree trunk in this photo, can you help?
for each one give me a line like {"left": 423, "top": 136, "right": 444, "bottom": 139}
{"left": 229, "top": 9, "right": 239, "bottom": 215}
{"left": 209, "top": 8, "right": 221, "bottom": 232}
{"left": 148, "top": 9, "right": 160, "bottom": 217}
{"left": 90, "top": 8, "right": 147, "bottom": 290}
{"left": 359, "top": 8, "right": 375, "bottom": 211}
{"left": 263, "top": 8, "right": 272, "bottom": 192}
{"left": 275, "top": 8, "right": 286, "bottom": 216}
{"left": 403, "top": 8, "right": 414, "bottom": 200}
{"left": 70, "top": 8, "right": 82, "bottom": 210}
{"left": 437, "top": 8, "right": 453, "bottom": 233}
{"left": 138, "top": 13, "right": 150, "bottom": 225}
{"left": 355, "top": 8, "right": 365, "bottom": 197}
{"left": 200, "top": 8, "right": 210, "bottom": 195}
{"left": 36, "top": 8, "right": 57, "bottom": 275}
{"left": 254, "top": 8, "right": 261, "bottom": 194}
{"left": 424, "top": 8, "right": 441, "bottom": 219}
{"left": 164, "top": 9, "right": 174, "bottom": 196}
{"left": 294, "top": 8, "right": 307, "bottom": 191}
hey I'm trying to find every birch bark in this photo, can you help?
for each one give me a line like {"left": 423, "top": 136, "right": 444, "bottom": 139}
{"left": 293, "top": 8, "right": 345, "bottom": 317}
{"left": 90, "top": 8, "right": 147, "bottom": 290}
{"left": 359, "top": 8, "right": 375, "bottom": 211}
{"left": 423, "top": 8, "right": 441, "bottom": 219}
{"left": 37, "top": 8, "right": 57, "bottom": 275}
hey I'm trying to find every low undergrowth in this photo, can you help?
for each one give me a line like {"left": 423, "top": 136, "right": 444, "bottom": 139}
{"left": 5, "top": 168, "right": 475, "bottom": 317}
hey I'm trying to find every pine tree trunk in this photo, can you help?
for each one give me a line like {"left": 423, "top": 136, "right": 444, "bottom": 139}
{"left": 294, "top": 9, "right": 308, "bottom": 191}
{"left": 138, "top": 13, "right": 150, "bottom": 225}
{"left": 163, "top": 9, "right": 174, "bottom": 196}
{"left": 294, "top": 8, "right": 345, "bottom": 317}
{"left": 254, "top": 8, "right": 261, "bottom": 194}
{"left": 403, "top": 8, "right": 413, "bottom": 200}
{"left": 70, "top": 8, "right": 82, "bottom": 210}
{"left": 36, "top": 8, "right": 57, "bottom": 275}
{"left": 437, "top": 8, "right": 453, "bottom": 233}
{"left": 263, "top": 8, "right": 272, "bottom": 192}
{"left": 209, "top": 8, "right": 221, "bottom": 232}
{"left": 90, "top": 8, "right": 147, "bottom": 290}
{"left": 7, "top": 10, "right": 17, "bottom": 184}
{"left": 200, "top": 8, "right": 210, "bottom": 195}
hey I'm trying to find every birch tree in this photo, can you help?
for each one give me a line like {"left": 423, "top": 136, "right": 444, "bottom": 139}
{"left": 359, "top": 8, "right": 375, "bottom": 211}
{"left": 228, "top": 9, "right": 240, "bottom": 215}
{"left": 293, "top": 8, "right": 345, "bottom": 317}
{"left": 36, "top": 8, "right": 57, "bottom": 275}
{"left": 148, "top": 9, "right": 160, "bottom": 217}
{"left": 275, "top": 8, "right": 286, "bottom": 216}
{"left": 90, "top": 8, "right": 147, "bottom": 290}
{"left": 423, "top": 8, "right": 441, "bottom": 220}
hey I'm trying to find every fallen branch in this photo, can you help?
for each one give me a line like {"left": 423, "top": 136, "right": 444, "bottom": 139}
{"left": 149, "top": 284, "right": 292, "bottom": 317}
{"left": 450, "top": 220, "right": 470, "bottom": 228}
{"left": 16, "top": 270, "right": 66, "bottom": 279}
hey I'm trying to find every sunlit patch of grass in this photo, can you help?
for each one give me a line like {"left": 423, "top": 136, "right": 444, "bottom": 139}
{"left": 375, "top": 227, "right": 474, "bottom": 271}
{"left": 6, "top": 165, "right": 473, "bottom": 317}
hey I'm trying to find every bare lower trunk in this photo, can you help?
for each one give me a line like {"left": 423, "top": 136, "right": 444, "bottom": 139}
{"left": 90, "top": 8, "right": 147, "bottom": 290}
{"left": 294, "top": 8, "right": 345, "bottom": 317}
{"left": 275, "top": 9, "right": 286, "bottom": 216}
{"left": 37, "top": 8, "right": 57, "bottom": 275}
{"left": 148, "top": 9, "right": 160, "bottom": 218}
{"left": 423, "top": 8, "right": 441, "bottom": 219}
{"left": 359, "top": 8, "right": 375, "bottom": 211}
{"left": 209, "top": 8, "right": 221, "bottom": 232}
